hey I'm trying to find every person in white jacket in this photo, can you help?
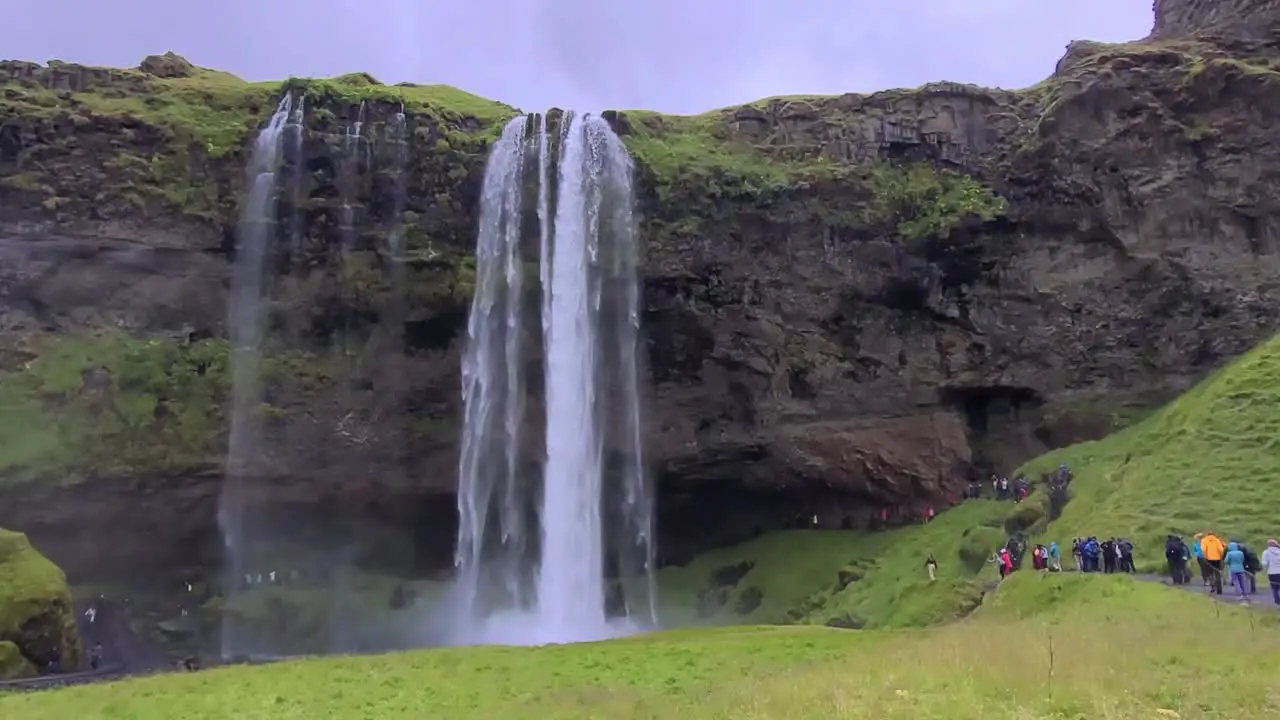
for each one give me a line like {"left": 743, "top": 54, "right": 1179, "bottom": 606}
{"left": 1261, "top": 538, "right": 1280, "bottom": 606}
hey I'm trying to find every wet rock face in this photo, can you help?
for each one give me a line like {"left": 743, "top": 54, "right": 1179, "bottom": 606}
{"left": 4, "top": 22, "right": 1280, "bottom": 585}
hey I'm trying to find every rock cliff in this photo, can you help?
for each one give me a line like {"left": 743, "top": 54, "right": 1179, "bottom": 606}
{"left": 2, "top": 1, "right": 1280, "bottom": 584}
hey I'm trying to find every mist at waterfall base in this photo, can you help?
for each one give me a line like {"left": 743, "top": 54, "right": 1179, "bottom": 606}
{"left": 443, "top": 111, "right": 657, "bottom": 647}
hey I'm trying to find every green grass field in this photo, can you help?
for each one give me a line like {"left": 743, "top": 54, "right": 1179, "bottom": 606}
{"left": 4, "top": 573, "right": 1277, "bottom": 719}
{"left": 1021, "top": 334, "right": 1280, "bottom": 569}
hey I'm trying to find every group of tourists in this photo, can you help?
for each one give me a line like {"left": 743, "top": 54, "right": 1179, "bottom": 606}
{"left": 925, "top": 462, "right": 1280, "bottom": 608}
{"left": 961, "top": 463, "right": 1073, "bottom": 505}
{"left": 962, "top": 474, "right": 1032, "bottom": 502}
{"left": 1164, "top": 532, "right": 1280, "bottom": 604}
{"left": 1070, "top": 536, "right": 1137, "bottom": 573}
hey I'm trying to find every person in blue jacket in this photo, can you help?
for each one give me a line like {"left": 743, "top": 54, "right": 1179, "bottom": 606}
{"left": 1224, "top": 542, "right": 1248, "bottom": 598}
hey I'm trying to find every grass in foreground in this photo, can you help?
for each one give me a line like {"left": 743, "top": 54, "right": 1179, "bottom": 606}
{"left": 5, "top": 574, "right": 1277, "bottom": 719}
{"left": 1019, "top": 334, "right": 1280, "bottom": 569}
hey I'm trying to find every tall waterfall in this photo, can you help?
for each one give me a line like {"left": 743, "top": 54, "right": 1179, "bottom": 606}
{"left": 451, "top": 112, "right": 656, "bottom": 645}
{"left": 219, "top": 94, "right": 296, "bottom": 659}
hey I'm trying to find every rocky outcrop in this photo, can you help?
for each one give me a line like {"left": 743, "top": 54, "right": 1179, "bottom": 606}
{"left": 2, "top": 6, "right": 1280, "bottom": 586}
{"left": 0, "top": 528, "right": 80, "bottom": 675}
{"left": 1151, "top": 0, "right": 1280, "bottom": 38}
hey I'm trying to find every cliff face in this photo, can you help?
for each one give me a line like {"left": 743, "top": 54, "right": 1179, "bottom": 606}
{"left": 1151, "top": 0, "right": 1280, "bottom": 38}
{"left": 2, "top": 2, "right": 1280, "bottom": 583}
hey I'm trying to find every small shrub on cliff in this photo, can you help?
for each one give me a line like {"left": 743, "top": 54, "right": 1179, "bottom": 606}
{"left": 866, "top": 163, "right": 1006, "bottom": 240}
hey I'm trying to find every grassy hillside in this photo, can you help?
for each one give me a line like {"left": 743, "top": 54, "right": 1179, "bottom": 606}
{"left": 5, "top": 574, "right": 1276, "bottom": 719}
{"left": 657, "top": 500, "right": 1017, "bottom": 629}
{"left": 1018, "top": 334, "right": 1280, "bottom": 568}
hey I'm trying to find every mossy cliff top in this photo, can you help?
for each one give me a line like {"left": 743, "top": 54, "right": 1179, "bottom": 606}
{"left": 4, "top": 31, "right": 1272, "bottom": 235}
{"left": 0, "top": 527, "right": 80, "bottom": 677}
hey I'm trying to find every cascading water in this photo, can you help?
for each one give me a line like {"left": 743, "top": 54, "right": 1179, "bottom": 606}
{"left": 338, "top": 100, "right": 367, "bottom": 252}
{"left": 284, "top": 97, "right": 305, "bottom": 265}
{"left": 450, "top": 111, "right": 656, "bottom": 645}
{"left": 220, "top": 93, "right": 295, "bottom": 660}
{"left": 454, "top": 116, "right": 530, "bottom": 620}
{"left": 596, "top": 123, "right": 656, "bottom": 623}
{"left": 337, "top": 101, "right": 366, "bottom": 354}
{"left": 385, "top": 105, "right": 409, "bottom": 343}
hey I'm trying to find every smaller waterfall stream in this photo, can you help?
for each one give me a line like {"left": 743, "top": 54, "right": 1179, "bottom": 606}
{"left": 220, "top": 93, "right": 296, "bottom": 660}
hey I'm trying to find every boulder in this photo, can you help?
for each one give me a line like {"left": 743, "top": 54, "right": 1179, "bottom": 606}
{"left": 0, "top": 528, "right": 80, "bottom": 672}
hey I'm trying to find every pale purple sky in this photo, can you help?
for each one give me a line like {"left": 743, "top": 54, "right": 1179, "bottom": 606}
{"left": 6, "top": 1, "right": 1154, "bottom": 114}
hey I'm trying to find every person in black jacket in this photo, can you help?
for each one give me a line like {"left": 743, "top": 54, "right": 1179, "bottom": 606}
{"left": 1165, "top": 534, "right": 1189, "bottom": 585}
{"left": 1101, "top": 539, "right": 1117, "bottom": 573}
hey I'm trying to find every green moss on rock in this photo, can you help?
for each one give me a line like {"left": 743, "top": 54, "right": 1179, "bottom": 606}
{"left": 0, "top": 640, "right": 36, "bottom": 680}
{"left": 866, "top": 163, "right": 1007, "bottom": 240}
{"left": 0, "top": 334, "right": 230, "bottom": 484}
{"left": 0, "top": 528, "right": 80, "bottom": 671}
{"left": 0, "top": 333, "right": 352, "bottom": 485}
{"left": 0, "top": 56, "right": 517, "bottom": 224}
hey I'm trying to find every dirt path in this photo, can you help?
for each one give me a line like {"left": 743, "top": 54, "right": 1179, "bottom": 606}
{"left": 1135, "top": 572, "right": 1280, "bottom": 613}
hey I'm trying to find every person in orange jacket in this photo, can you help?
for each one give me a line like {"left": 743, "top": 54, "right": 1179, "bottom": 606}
{"left": 1199, "top": 532, "right": 1227, "bottom": 595}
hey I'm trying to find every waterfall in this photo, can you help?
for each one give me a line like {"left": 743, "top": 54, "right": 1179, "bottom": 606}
{"left": 337, "top": 101, "right": 366, "bottom": 354}
{"left": 449, "top": 111, "right": 655, "bottom": 645}
{"left": 219, "top": 93, "right": 295, "bottom": 660}
{"left": 536, "top": 113, "right": 553, "bottom": 354}
{"left": 385, "top": 105, "right": 409, "bottom": 344}
{"left": 537, "top": 110, "right": 607, "bottom": 636}
{"left": 285, "top": 96, "right": 305, "bottom": 265}
{"left": 597, "top": 121, "right": 657, "bottom": 624}
{"left": 338, "top": 100, "right": 366, "bottom": 252}
{"left": 454, "top": 116, "right": 530, "bottom": 618}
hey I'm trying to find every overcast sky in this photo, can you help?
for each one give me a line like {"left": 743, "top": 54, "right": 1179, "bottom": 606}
{"left": 7, "top": 1, "right": 1153, "bottom": 115}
